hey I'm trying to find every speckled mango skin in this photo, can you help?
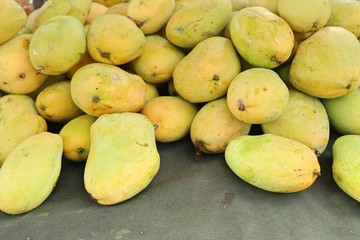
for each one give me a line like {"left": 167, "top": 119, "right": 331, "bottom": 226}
{"left": 225, "top": 134, "right": 321, "bottom": 193}
{"left": 84, "top": 112, "right": 160, "bottom": 205}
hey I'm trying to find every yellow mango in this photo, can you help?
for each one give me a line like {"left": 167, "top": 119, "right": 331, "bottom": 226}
{"left": 132, "top": 34, "right": 185, "bottom": 84}
{"left": 332, "top": 134, "right": 360, "bottom": 202}
{"left": 0, "top": 34, "right": 47, "bottom": 94}
{"left": 0, "top": 94, "right": 47, "bottom": 167}
{"left": 144, "top": 82, "right": 159, "bottom": 103}
{"left": 105, "top": 2, "right": 129, "bottom": 15}
{"left": 93, "top": 0, "right": 129, "bottom": 7}
{"left": 0, "top": 132, "right": 63, "bottom": 215}
{"left": 84, "top": 112, "right": 160, "bottom": 205}
{"left": 140, "top": 96, "right": 198, "bottom": 143}
{"left": 166, "top": 0, "right": 233, "bottom": 48}
{"left": 173, "top": 36, "right": 241, "bottom": 103}
{"left": 225, "top": 134, "right": 321, "bottom": 193}
{"left": 0, "top": 0, "right": 27, "bottom": 44}
{"left": 35, "top": 81, "right": 84, "bottom": 123}
{"left": 190, "top": 97, "right": 251, "bottom": 158}
{"left": 86, "top": 14, "right": 145, "bottom": 65}
{"left": 59, "top": 114, "right": 97, "bottom": 162}
{"left": 262, "top": 89, "right": 330, "bottom": 157}
{"left": 70, "top": 63, "right": 146, "bottom": 117}
{"left": 248, "top": 0, "right": 278, "bottom": 14}
{"left": 85, "top": 2, "right": 108, "bottom": 24}
{"left": 29, "top": 15, "right": 87, "bottom": 75}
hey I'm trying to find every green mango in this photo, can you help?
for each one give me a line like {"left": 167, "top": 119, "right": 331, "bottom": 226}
{"left": 165, "top": 0, "right": 233, "bottom": 48}
{"left": 0, "top": 132, "right": 63, "bottom": 215}
{"left": 29, "top": 15, "right": 87, "bottom": 75}
{"left": 225, "top": 134, "right": 321, "bottom": 193}
{"left": 321, "top": 87, "right": 360, "bottom": 135}
{"left": 332, "top": 134, "right": 360, "bottom": 202}
{"left": 173, "top": 36, "right": 241, "bottom": 103}
{"left": 262, "top": 89, "right": 330, "bottom": 157}
{"left": 0, "top": 94, "right": 47, "bottom": 167}
{"left": 84, "top": 112, "right": 160, "bottom": 205}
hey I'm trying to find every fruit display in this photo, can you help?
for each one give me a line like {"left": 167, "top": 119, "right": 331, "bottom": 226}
{"left": 1, "top": 0, "right": 360, "bottom": 219}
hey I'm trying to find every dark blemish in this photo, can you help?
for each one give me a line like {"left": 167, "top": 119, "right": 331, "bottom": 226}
{"left": 314, "top": 148, "right": 321, "bottom": 157}
{"left": 136, "top": 141, "right": 149, "bottom": 147}
{"left": 77, "top": 147, "right": 84, "bottom": 154}
{"left": 212, "top": 74, "right": 219, "bottom": 81}
{"left": 313, "top": 21, "right": 318, "bottom": 29}
{"left": 201, "top": 31, "right": 214, "bottom": 37}
{"left": 92, "top": 96, "right": 100, "bottom": 103}
{"left": 177, "top": 27, "right": 184, "bottom": 33}
{"left": 2, "top": 82, "right": 7, "bottom": 85}
{"left": 221, "top": 192, "right": 235, "bottom": 205}
{"left": 270, "top": 56, "right": 282, "bottom": 65}
{"left": 346, "top": 83, "right": 352, "bottom": 89}
{"left": 19, "top": 73, "right": 26, "bottom": 79}
{"left": 40, "top": 105, "right": 46, "bottom": 111}
{"left": 154, "top": 123, "right": 159, "bottom": 129}
{"left": 151, "top": 72, "right": 157, "bottom": 79}
{"left": 263, "top": 87, "right": 267, "bottom": 91}
{"left": 97, "top": 48, "right": 111, "bottom": 60}
{"left": 238, "top": 99, "right": 245, "bottom": 111}
{"left": 194, "top": 140, "right": 203, "bottom": 161}
{"left": 36, "top": 67, "right": 44, "bottom": 74}
{"left": 313, "top": 169, "right": 321, "bottom": 177}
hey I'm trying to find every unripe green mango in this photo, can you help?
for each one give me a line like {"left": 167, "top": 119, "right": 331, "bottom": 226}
{"left": 29, "top": 15, "right": 87, "bottom": 75}
{"left": 321, "top": 87, "right": 360, "bottom": 135}
{"left": 0, "top": 132, "right": 63, "bottom": 215}
{"left": 165, "top": 0, "right": 233, "bottom": 48}
{"left": 225, "top": 134, "right": 321, "bottom": 193}
{"left": 84, "top": 112, "right": 160, "bottom": 205}
{"left": 332, "top": 134, "right": 360, "bottom": 202}
{"left": 262, "top": 89, "right": 330, "bottom": 157}
{"left": 0, "top": 0, "right": 27, "bottom": 45}
{"left": 173, "top": 36, "right": 241, "bottom": 103}
{"left": 0, "top": 94, "right": 47, "bottom": 167}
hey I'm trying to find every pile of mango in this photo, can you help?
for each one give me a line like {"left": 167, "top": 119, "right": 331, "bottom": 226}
{"left": 1, "top": 0, "right": 360, "bottom": 215}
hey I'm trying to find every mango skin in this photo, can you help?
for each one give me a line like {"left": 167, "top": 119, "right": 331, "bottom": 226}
{"left": 0, "top": 0, "right": 27, "bottom": 44}
{"left": 0, "top": 94, "right": 47, "bottom": 167}
{"left": 173, "top": 36, "right": 241, "bottom": 103}
{"left": 165, "top": 0, "right": 233, "bottom": 48}
{"left": 332, "top": 135, "right": 360, "bottom": 202}
{"left": 225, "top": 134, "right": 321, "bottom": 193}
{"left": 84, "top": 112, "right": 160, "bottom": 205}
{"left": 70, "top": 63, "right": 146, "bottom": 117}
{"left": 261, "top": 89, "right": 330, "bottom": 157}
{"left": 0, "top": 34, "right": 47, "bottom": 94}
{"left": 0, "top": 132, "right": 63, "bottom": 215}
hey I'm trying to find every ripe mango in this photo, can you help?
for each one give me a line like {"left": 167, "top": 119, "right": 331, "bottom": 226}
{"left": 225, "top": 134, "right": 321, "bottom": 193}
{"left": 226, "top": 68, "right": 289, "bottom": 124}
{"left": 165, "top": 0, "right": 233, "bottom": 48}
{"left": 290, "top": 26, "right": 360, "bottom": 99}
{"left": 59, "top": 114, "right": 97, "bottom": 162}
{"left": 84, "top": 112, "right": 160, "bottom": 205}
{"left": 86, "top": 14, "right": 145, "bottom": 65}
{"left": 127, "top": 0, "right": 175, "bottom": 34}
{"left": 0, "top": 34, "right": 47, "bottom": 94}
{"left": 173, "top": 36, "right": 241, "bottom": 103}
{"left": 230, "top": 6, "right": 294, "bottom": 69}
{"left": 0, "top": 94, "right": 47, "bottom": 167}
{"left": 93, "top": 0, "right": 129, "bottom": 7}
{"left": 248, "top": 0, "right": 278, "bottom": 14}
{"left": 140, "top": 96, "right": 198, "bottom": 143}
{"left": 29, "top": 15, "right": 87, "bottom": 75}
{"left": 262, "top": 89, "right": 330, "bottom": 157}
{"left": 190, "top": 97, "right": 251, "bottom": 157}
{"left": 332, "top": 134, "right": 360, "bottom": 202}
{"left": 70, "top": 63, "right": 146, "bottom": 117}
{"left": 0, "top": 132, "right": 63, "bottom": 215}
{"left": 0, "top": 0, "right": 27, "bottom": 44}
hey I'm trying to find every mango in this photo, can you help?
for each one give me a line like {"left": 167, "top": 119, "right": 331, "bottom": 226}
{"left": 29, "top": 15, "right": 87, "bottom": 75}
{"left": 70, "top": 63, "right": 146, "bottom": 117}
{"left": 0, "top": 132, "right": 63, "bottom": 215}
{"left": 85, "top": 1, "right": 108, "bottom": 25}
{"left": 321, "top": 87, "right": 360, "bottom": 135}
{"left": 332, "top": 134, "right": 360, "bottom": 202}
{"left": 34, "top": 0, "right": 92, "bottom": 29}
{"left": 140, "top": 96, "right": 198, "bottom": 143}
{"left": 262, "top": 89, "right": 330, "bottom": 157}
{"left": 225, "top": 134, "right": 321, "bottom": 193}
{"left": 127, "top": 0, "right": 175, "bottom": 34}
{"left": 132, "top": 34, "right": 185, "bottom": 84}
{"left": 190, "top": 97, "right": 251, "bottom": 158}
{"left": 84, "top": 112, "right": 160, "bottom": 205}
{"left": 59, "top": 114, "right": 97, "bottom": 162}
{"left": 93, "top": 0, "right": 129, "bottom": 7}
{"left": 230, "top": 0, "right": 249, "bottom": 11}
{"left": 165, "top": 0, "right": 233, "bottom": 48}
{"left": 277, "top": 0, "right": 332, "bottom": 33}
{"left": 144, "top": 82, "right": 159, "bottom": 103}
{"left": 0, "top": 0, "right": 27, "bottom": 44}
{"left": 290, "top": 26, "right": 360, "bottom": 99}
{"left": 86, "top": 14, "right": 145, "bottom": 65}
{"left": 35, "top": 81, "right": 84, "bottom": 123}
{"left": 0, "top": 34, "right": 47, "bottom": 94}
{"left": 248, "top": 0, "right": 278, "bottom": 14}
{"left": 173, "top": 36, "right": 241, "bottom": 103}
{"left": 105, "top": 3, "right": 129, "bottom": 15}
{"left": 0, "top": 94, "right": 47, "bottom": 167}
{"left": 229, "top": 6, "right": 294, "bottom": 69}
{"left": 226, "top": 68, "right": 289, "bottom": 124}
